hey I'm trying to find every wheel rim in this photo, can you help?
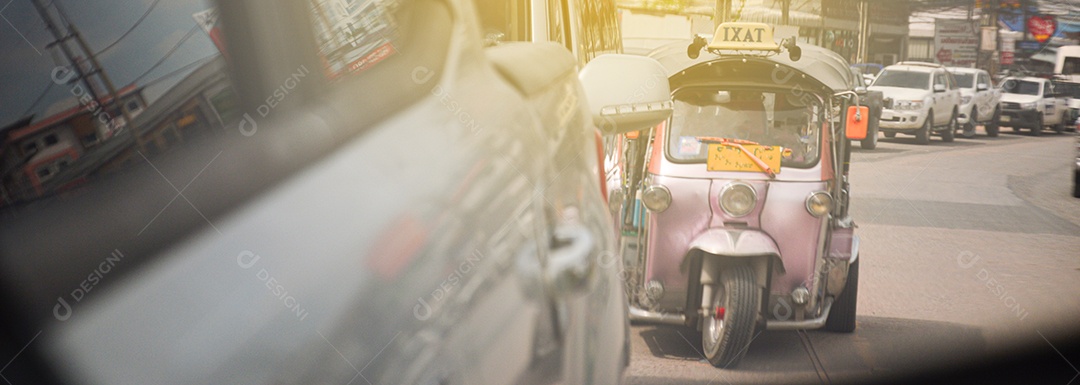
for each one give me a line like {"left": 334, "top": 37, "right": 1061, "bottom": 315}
{"left": 703, "top": 285, "right": 727, "bottom": 354}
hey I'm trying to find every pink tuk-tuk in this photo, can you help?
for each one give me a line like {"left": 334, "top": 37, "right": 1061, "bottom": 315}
{"left": 608, "top": 23, "right": 866, "bottom": 367}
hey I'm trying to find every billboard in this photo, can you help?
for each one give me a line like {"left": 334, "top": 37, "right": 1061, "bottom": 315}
{"left": 935, "top": 19, "right": 979, "bottom": 67}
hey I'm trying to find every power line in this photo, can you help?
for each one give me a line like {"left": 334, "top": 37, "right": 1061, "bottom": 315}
{"left": 138, "top": 54, "right": 218, "bottom": 90}
{"left": 128, "top": 24, "right": 199, "bottom": 87}
{"left": 19, "top": 81, "right": 55, "bottom": 117}
{"left": 93, "top": 0, "right": 163, "bottom": 56}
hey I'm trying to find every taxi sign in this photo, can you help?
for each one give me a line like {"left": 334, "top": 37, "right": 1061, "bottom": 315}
{"left": 706, "top": 143, "right": 782, "bottom": 173}
{"left": 708, "top": 22, "right": 780, "bottom": 52}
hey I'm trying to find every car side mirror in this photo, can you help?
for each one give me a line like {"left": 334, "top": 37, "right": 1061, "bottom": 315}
{"left": 579, "top": 54, "right": 673, "bottom": 135}
{"left": 933, "top": 84, "right": 946, "bottom": 93}
{"left": 845, "top": 106, "right": 869, "bottom": 140}
{"left": 977, "top": 83, "right": 988, "bottom": 91}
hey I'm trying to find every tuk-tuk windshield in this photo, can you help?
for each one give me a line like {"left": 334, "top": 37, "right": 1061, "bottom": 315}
{"left": 666, "top": 88, "right": 823, "bottom": 169}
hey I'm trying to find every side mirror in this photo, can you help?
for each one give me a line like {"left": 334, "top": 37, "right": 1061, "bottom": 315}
{"left": 845, "top": 106, "right": 869, "bottom": 140}
{"left": 933, "top": 84, "right": 946, "bottom": 93}
{"left": 580, "top": 54, "right": 673, "bottom": 135}
{"left": 977, "top": 83, "right": 989, "bottom": 91}
{"left": 855, "top": 86, "right": 867, "bottom": 94}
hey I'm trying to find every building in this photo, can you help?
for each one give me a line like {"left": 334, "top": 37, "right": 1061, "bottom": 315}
{"left": 0, "top": 86, "right": 145, "bottom": 203}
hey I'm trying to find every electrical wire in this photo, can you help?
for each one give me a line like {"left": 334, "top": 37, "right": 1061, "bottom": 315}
{"left": 19, "top": 81, "right": 55, "bottom": 118}
{"left": 93, "top": 0, "right": 163, "bottom": 56}
{"left": 137, "top": 54, "right": 218, "bottom": 90}
{"left": 127, "top": 24, "right": 200, "bottom": 87}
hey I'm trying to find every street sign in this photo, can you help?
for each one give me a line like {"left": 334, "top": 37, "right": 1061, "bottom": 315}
{"left": 935, "top": 19, "right": 978, "bottom": 67}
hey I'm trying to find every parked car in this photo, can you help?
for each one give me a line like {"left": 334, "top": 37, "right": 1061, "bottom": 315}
{"left": 850, "top": 67, "right": 884, "bottom": 149}
{"left": 1052, "top": 78, "right": 1080, "bottom": 130}
{"left": 1075, "top": 127, "right": 1080, "bottom": 198}
{"left": 947, "top": 67, "right": 1002, "bottom": 138}
{"left": 0, "top": 0, "right": 673, "bottom": 383}
{"left": 999, "top": 76, "right": 1069, "bottom": 136}
{"left": 870, "top": 62, "right": 962, "bottom": 144}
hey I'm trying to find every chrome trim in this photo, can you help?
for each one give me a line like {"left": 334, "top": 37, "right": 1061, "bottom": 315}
{"left": 766, "top": 297, "right": 834, "bottom": 330}
{"left": 805, "top": 191, "right": 833, "bottom": 218}
{"left": 628, "top": 306, "right": 686, "bottom": 325}
{"left": 719, "top": 182, "right": 757, "bottom": 217}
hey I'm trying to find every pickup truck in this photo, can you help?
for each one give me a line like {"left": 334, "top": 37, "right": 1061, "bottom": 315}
{"left": 947, "top": 67, "right": 1002, "bottom": 137}
{"left": 999, "top": 76, "right": 1069, "bottom": 136}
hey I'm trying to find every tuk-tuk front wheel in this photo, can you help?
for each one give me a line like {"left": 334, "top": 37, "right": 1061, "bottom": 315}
{"left": 702, "top": 264, "right": 759, "bottom": 368}
{"left": 825, "top": 260, "right": 859, "bottom": 333}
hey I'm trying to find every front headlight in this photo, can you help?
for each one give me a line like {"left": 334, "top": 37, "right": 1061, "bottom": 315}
{"left": 719, "top": 182, "right": 757, "bottom": 217}
{"left": 805, "top": 192, "right": 833, "bottom": 218}
{"left": 962, "top": 96, "right": 972, "bottom": 105}
{"left": 1021, "top": 102, "right": 1037, "bottom": 109}
{"left": 642, "top": 185, "right": 671, "bottom": 212}
{"left": 895, "top": 100, "right": 924, "bottom": 111}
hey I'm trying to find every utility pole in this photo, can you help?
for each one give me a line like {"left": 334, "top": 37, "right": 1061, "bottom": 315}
{"left": 714, "top": 0, "right": 729, "bottom": 28}
{"left": 31, "top": 0, "right": 144, "bottom": 152}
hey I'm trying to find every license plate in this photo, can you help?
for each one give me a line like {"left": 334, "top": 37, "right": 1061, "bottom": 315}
{"left": 1001, "top": 116, "right": 1011, "bottom": 122}
{"left": 706, "top": 144, "right": 782, "bottom": 173}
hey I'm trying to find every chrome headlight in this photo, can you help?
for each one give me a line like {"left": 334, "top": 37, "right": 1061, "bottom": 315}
{"left": 895, "top": 100, "right": 924, "bottom": 111}
{"left": 719, "top": 182, "right": 757, "bottom": 217}
{"left": 805, "top": 191, "right": 833, "bottom": 218}
{"left": 961, "top": 96, "right": 972, "bottom": 105}
{"left": 642, "top": 185, "right": 671, "bottom": 212}
{"left": 1021, "top": 102, "right": 1037, "bottom": 109}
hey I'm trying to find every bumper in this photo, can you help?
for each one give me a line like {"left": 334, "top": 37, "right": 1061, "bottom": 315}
{"left": 958, "top": 103, "right": 975, "bottom": 124}
{"left": 878, "top": 109, "right": 927, "bottom": 130}
{"left": 1000, "top": 109, "right": 1040, "bottom": 127}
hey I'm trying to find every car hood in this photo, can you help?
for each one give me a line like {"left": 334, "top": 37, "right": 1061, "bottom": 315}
{"left": 1001, "top": 93, "right": 1040, "bottom": 103}
{"left": 959, "top": 88, "right": 975, "bottom": 97}
{"left": 869, "top": 86, "right": 930, "bottom": 102}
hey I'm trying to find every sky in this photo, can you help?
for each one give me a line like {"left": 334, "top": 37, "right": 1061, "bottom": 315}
{"left": 0, "top": 0, "right": 220, "bottom": 128}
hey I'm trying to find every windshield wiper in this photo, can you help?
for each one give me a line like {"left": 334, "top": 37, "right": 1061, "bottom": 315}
{"left": 697, "top": 136, "right": 778, "bottom": 178}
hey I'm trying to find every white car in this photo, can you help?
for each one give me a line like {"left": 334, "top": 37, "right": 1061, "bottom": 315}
{"left": 999, "top": 76, "right": 1069, "bottom": 136}
{"left": 870, "top": 62, "right": 962, "bottom": 144}
{"left": 947, "top": 67, "right": 1002, "bottom": 137}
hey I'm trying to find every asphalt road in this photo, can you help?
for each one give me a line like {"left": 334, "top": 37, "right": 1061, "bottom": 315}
{"left": 624, "top": 128, "right": 1080, "bottom": 384}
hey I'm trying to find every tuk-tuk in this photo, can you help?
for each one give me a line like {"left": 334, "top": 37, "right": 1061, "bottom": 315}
{"left": 609, "top": 22, "right": 865, "bottom": 368}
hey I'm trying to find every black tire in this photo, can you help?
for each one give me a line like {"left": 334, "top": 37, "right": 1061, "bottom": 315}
{"left": 986, "top": 108, "right": 1000, "bottom": 137}
{"left": 941, "top": 111, "right": 956, "bottom": 142}
{"left": 825, "top": 260, "right": 859, "bottom": 333}
{"left": 1032, "top": 114, "right": 1043, "bottom": 136}
{"left": 916, "top": 111, "right": 932, "bottom": 145}
{"left": 860, "top": 127, "right": 878, "bottom": 150}
{"left": 1074, "top": 169, "right": 1080, "bottom": 198}
{"left": 962, "top": 120, "right": 976, "bottom": 138}
{"left": 883, "top": 131, "right": 896, "bottom": 138}
{"left": 1054, "top": 121, "right": 1066, "bottom": 134}
{"left": 702, "top": 263, "right": 759, "bottom": 368}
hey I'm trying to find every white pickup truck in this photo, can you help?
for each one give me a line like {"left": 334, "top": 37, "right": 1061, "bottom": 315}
{"left": 947, "top": 67, "right": 1002, "bottom": 137}
{"left": 999, "top": 76, "right": 1069, "bottom": 136}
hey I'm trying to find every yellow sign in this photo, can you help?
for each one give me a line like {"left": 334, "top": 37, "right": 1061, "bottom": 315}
{"left": 706, "top": 143, "right": 782, "bottom": 173}
{"left": 708, "top": 22, "right": 779, "bottom": 52}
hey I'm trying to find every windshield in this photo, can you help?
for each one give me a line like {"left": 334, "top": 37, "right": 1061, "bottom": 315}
{"left": 1002, "top": 80, "right": 1041, "bottom": 95}
{"left": 1053, "top": 81, "right": 1080, "bottom": 97}
{"left": 666, "top": 88, "right": 822, "bottom": 169}
{"left": 951, "top": 72, "right": 975, "bottom": 88}
{"left": 873, "top": 70, "right": 930, "bottom": 89}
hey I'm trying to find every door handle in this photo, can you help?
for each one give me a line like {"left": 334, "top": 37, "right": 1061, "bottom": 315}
{"left": 544, "top": 224, "right": 597, "bottom": 297}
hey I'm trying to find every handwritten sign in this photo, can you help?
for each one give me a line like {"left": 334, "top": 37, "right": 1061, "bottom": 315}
{"left": 706, "top": 144, "right": 782, "bottom": 173}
